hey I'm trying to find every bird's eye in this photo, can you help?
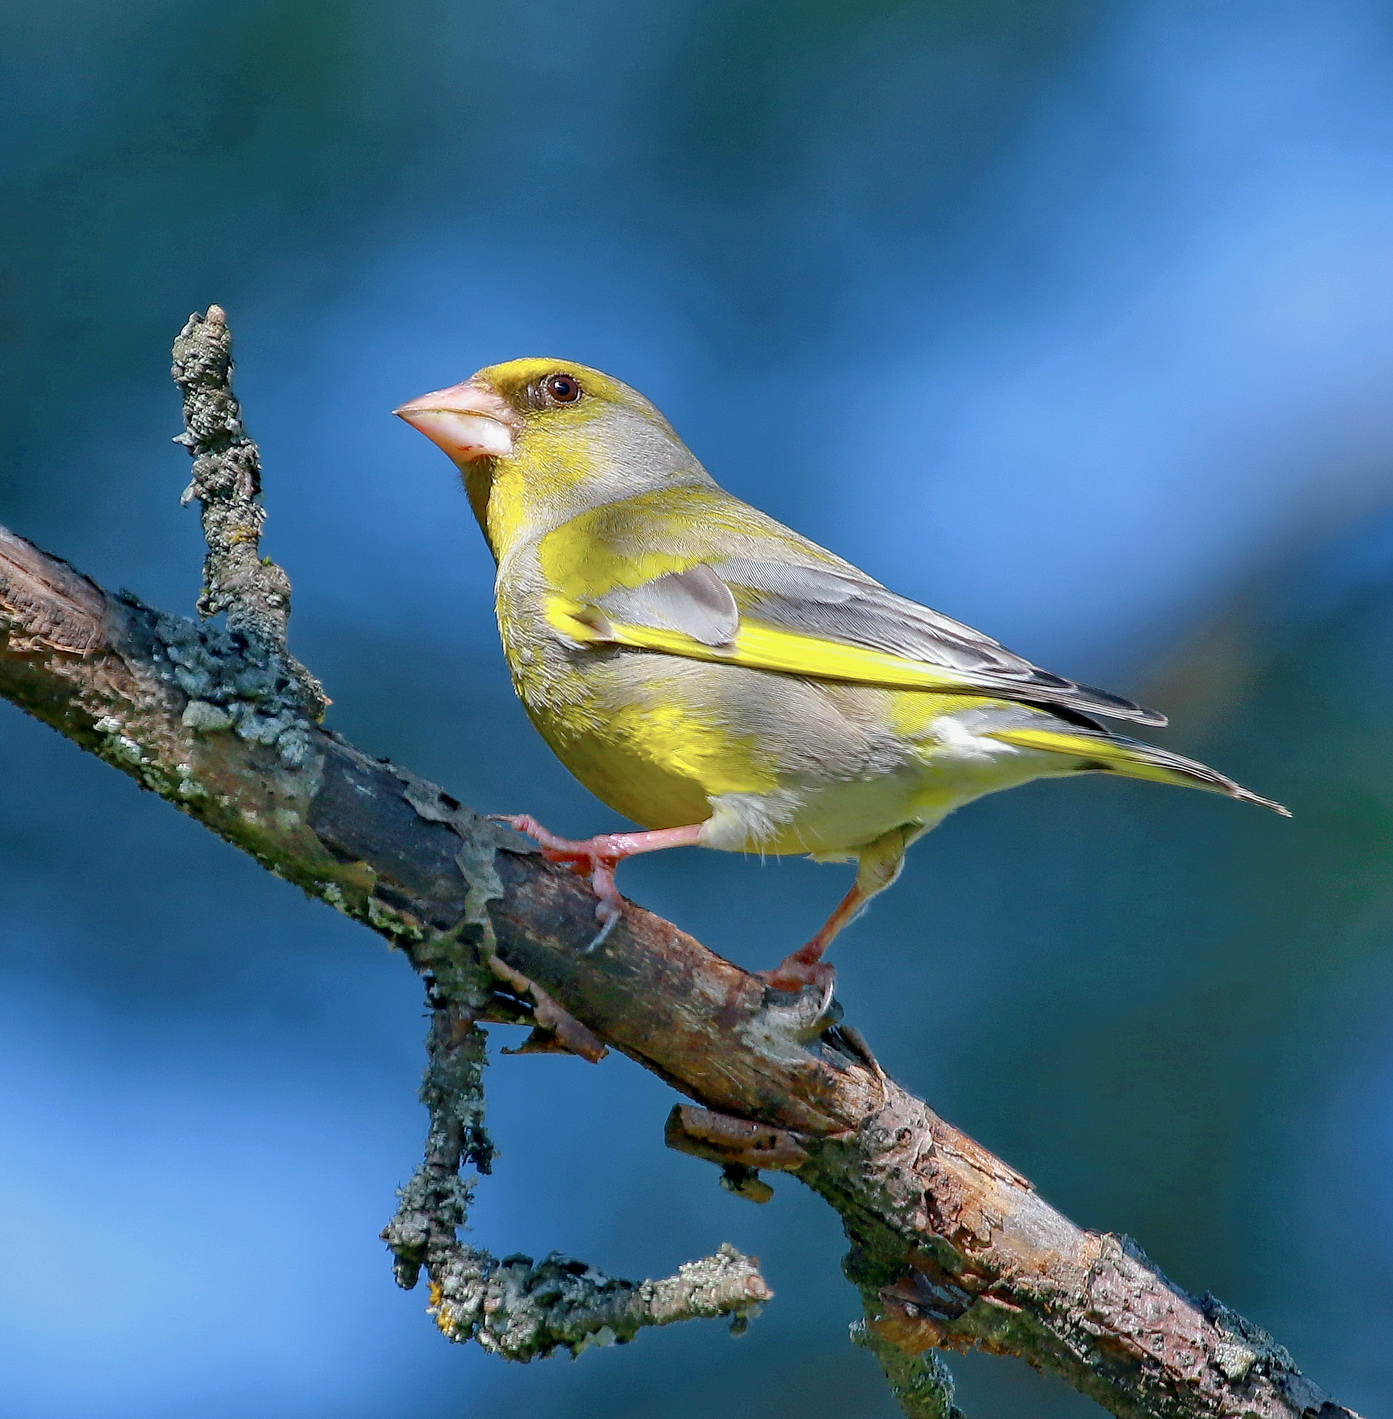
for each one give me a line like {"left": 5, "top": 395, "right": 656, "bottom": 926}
{"left": 542, "top": 372, "right": 583, "bottom": 405}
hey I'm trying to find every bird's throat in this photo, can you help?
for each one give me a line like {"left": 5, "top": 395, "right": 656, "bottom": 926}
{"left": 463, "top": 463, "right": 495, "bottom": 553}
{"left": 464, "top": 459, "right": 534, "bottom": 563}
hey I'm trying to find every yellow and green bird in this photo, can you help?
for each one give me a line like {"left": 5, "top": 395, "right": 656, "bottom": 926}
{"left": 396, "top": 359, "right": 1286, "bottom": 989}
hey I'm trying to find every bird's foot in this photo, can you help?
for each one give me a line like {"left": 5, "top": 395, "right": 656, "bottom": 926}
{"left": 493, "top": 814, "right": 626, "bottom": 950}
{"left": 493, "top": 816, "right": 707, "bottom": 953}
{"left": 759, "top": 942, "right": 837, "bottom": 996}
{"left": 492, "top": 813, "right": 613, "bottom": 866}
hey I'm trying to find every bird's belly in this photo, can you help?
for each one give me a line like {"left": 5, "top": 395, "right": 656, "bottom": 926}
{"left": 526, "top": 700, "right": 763, "bottom": 832}
{"left": 510, "top": 643, "right": 1077, "bottom": 855}
{"left": 513, "top": 649, "right": 1044, "bottom": 845}
{"left": 747, "top": 768, "right": 932, "bottom": 856}
{"left": 536, "top": 706, "right": 922, "bottom": 855}
{"left": 748, "top": 729, "right": 1063, "bottom": 857}
{"left": 514, "top": 652, "right": 787, "bottom": 832}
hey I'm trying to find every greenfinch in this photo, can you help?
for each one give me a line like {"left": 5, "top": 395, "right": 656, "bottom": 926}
{"left": 396, "top": 359, "right": 1286, "bottom": 989}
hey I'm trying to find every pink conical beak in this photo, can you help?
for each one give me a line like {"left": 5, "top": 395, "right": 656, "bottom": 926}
{"left": 393, "top": 380, "right": 518, "bottom": 462}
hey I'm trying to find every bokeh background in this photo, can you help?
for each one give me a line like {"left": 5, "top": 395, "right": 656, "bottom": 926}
{"left": 2, "top": 2, "right": 1392, "bottom": 1415}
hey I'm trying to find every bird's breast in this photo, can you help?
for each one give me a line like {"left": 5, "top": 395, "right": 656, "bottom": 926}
{"left": 496, "top": 577, "right": 782, "bottom": 830}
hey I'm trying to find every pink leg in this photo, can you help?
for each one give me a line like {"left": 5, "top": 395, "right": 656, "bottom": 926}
{"left": 496, "top": 815, "right": 706, "bottom": 950}
{"left": 762, "top": 825, "right": 912, "bottom": 993}
{"left": 760, "top": 881, "right": 867, "bottom": 993}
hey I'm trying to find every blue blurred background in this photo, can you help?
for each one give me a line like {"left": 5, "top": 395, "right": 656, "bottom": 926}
{"left": 2, "top": 2, "right": 1392, "bottom": 1414}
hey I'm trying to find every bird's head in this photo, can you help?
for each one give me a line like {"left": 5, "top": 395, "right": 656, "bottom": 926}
{"left": 395, "top": 358, "right": 708, "bottom": 557}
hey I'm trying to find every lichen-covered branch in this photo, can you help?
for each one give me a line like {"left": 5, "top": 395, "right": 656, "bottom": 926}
{"left": 381, "top": 983, "right": 497, "bottom": 1298}
{"left": 0, "top": 513, "right": 1359, "bottom": 1419}
{"left": 430, "top": 1230, "right": 771, "bottom": 1361}
{"left": 0, "top": 309, "right": 1365, "bottom": 1419}
{"left": 172, "top": 305, "right": 326, "bottom": 715}
{"left": 382, "top": 981, "right": 769, "bottom": 1361}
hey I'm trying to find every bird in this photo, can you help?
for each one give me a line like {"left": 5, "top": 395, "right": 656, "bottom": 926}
{"left": 395, "top": 359, "right": 1287, "bottom": 990}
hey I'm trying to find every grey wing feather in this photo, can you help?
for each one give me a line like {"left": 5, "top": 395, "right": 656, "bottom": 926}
{"left": 596, "top": 564, "right": 739, "bottom": 648}
{"left": 709, "top": 557, "right": 1166, "bottom": 726}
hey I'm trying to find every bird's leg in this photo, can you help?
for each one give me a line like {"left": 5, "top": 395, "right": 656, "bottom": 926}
{"left": 494, "top": 816, "right": 706, "bottom": 951}
{"left": 762, "top": 883, "right": 867, "bottom": 993}
{"left": 762, "top": 826, "right": 911, "bottom": 993}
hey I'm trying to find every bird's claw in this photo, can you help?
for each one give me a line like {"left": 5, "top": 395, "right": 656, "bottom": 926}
{"left": 758, "top": 951, "right": 837, "bottom": 997}
{"left": 494, "top": 814, "right": 627, "bottom": 953}
{"left": 584, "top": 904, "right": 622, "bottom": 955}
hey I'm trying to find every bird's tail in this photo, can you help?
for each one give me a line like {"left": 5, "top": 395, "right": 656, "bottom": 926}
{"left": 984, "top": 725, "right": 1290, "bottom": 816}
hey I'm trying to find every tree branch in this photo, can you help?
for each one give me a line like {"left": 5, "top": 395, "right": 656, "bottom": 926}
{"left": 0, "top": 311, "right": 1362, "bottom": 1419}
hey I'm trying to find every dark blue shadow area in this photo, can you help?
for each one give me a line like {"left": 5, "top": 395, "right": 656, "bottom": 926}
{"left": 2, "top": 2, "right": 1392, "bottom": 1415}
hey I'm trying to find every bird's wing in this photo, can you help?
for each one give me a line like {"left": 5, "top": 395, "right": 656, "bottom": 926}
{"left": 546, "top": 556, "right": 1165, "bottom": 727}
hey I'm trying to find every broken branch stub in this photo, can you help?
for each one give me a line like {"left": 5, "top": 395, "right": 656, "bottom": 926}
{"left": 171, "top": 304, "right": 326, "bottom": 716}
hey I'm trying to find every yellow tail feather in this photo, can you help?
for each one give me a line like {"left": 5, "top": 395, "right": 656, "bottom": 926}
{"left": 985, "top": 726, "right": 1290, "bottom": 816}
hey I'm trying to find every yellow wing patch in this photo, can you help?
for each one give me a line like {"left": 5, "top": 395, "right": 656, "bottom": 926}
{"left": 983, "top": 726, "right": 1148, "bottom": 767}
{"left": 545, "top": 593, "right": 991, "bottom": 694}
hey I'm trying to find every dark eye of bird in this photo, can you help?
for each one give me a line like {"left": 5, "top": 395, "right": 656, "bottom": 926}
{"left": 543, "top": 372, "right": 582, "bottom": 405}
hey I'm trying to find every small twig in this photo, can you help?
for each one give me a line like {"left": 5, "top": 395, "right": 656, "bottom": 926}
{"left": 172, "top": 305, "right": 326, "bottom": 716}
{"left": 665, "top": 1104, "right": 812, "bottom": 1203}
{"left": 431, "top": 1238, "right": 772, "bottom": 1361}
